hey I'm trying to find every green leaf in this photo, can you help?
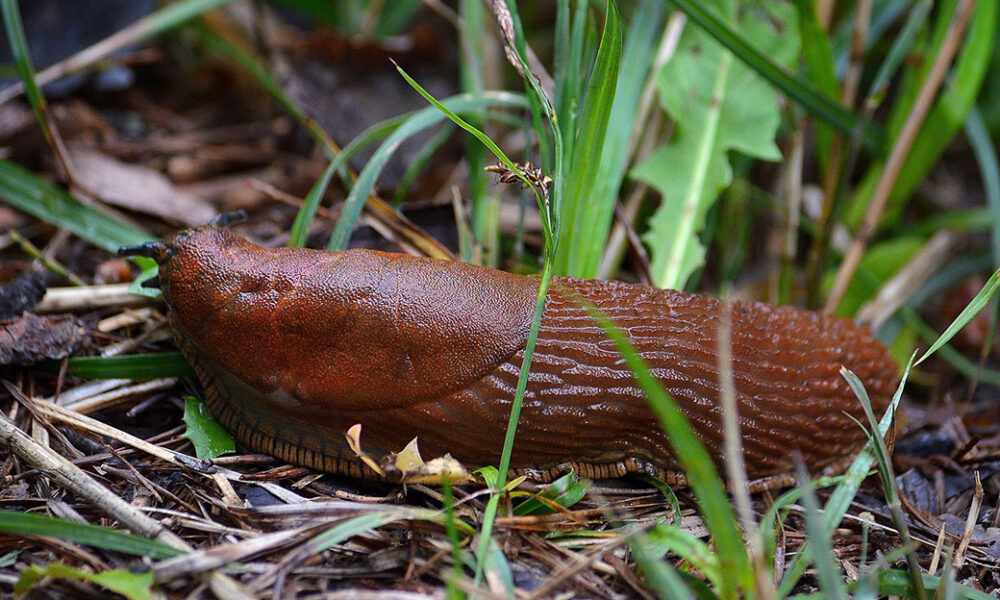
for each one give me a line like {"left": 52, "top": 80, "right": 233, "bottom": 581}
{"left": 513, "top": 471, "right": 589, "bottom": 516}
{"left": 182, "top": 396, "right": 235, "bottom": 459}
{"left": 0, "top": 158, "right": 152, "bottom": 252}
{"left": 633, "top": 0, "right": 798, "bottom": 289}
{"left": 875, "top": 570, "right": 996, "bottom": 600}
{"left": 15, "top": 563, "right": 154, "bottom": 600}
{"left": 0, "top": 511, "right": 182, "bottom": 560}
{"left": 643, "top": 522, "right": 722, "bottom": 591}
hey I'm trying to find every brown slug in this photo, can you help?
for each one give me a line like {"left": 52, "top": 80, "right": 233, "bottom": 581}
{"left": 120, "top": 223, "right": 898, "bottom": 488}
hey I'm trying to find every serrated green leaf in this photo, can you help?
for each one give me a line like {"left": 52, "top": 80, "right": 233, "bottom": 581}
{"left": 15, "top": 563, "right": 154, "bottom": 600}
{"left": 182, "top": 396, "right": 235, "bottom": 459}
{"left": 633, "top": 0, "right": 798, "bottom": 289}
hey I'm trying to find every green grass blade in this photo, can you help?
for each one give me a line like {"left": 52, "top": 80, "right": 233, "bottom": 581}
{"left": 0, "top": 158, "right": 152, "bottom": 252}
{"left": 39, "top": 353, "right": 195, "bottom": 380}
{"left": 288, "top": 158, "right": 339, "bottom": 248}
{"left": 0, "top": 510, "right": 183, "bottom": 559}
{"left": 555, "top": 0, "right": 622, "bottom": 278}
{"left": 794, "top": 0, "right": 839, "bottom": 168}
{"left": 964, "top": 107, "right": 1000, "bottom": 263}
{"left": 667, "top": 0, "right": 883, "bottom": 154}
{"left": 796, "top": 461, "right": 848, "bottom": 600}
{"left": 0, "top": 0, "right": 55, "bottom": 150}
{"left": 875, "top": 570, "right": 995, "bottom": 600}
{"left": 864, "top": 0, "right": 932, "bottom": 106}
{"left": 630, "top": 535, "right": 694, "bottom": 598}
{"left": 194, "top": 22, "right": 338, "bottom": 155}
{"left": 778, "top": 354, "right": 912, "bottom": 595}
{"left": 642, "top": 523, "right": 722, "bottom": 591}
{"left": 915, "top": 270, "right": 1000, "bottom": 365}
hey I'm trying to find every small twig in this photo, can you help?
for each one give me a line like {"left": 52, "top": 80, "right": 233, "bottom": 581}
{"left": 824, "top": 0, "right": 977, "bottom": 314}
{"left": 928, "top": 523, "right": 947, "bottom": 575}
{"left": 953, "top": 471, "right": 983, "bottom": 569}
{"left": 34, "top": 283, "right": 150, "bottom": 313}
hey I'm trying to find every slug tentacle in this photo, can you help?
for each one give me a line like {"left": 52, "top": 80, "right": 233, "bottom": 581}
{"left": 136, "top": 225, "right": 899, "bottom": 488}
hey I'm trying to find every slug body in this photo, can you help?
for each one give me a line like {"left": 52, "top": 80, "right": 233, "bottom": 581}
{"left": 138, "top": 225, "right": 898, "bottom": 486}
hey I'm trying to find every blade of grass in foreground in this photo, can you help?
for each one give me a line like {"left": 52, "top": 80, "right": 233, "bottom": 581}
{"left": 777, "top": 355, "right": 911, "bottom": 595}
{"left": 584, "top": 304, "right": 751, "bottom": 598}
{"left": 0, "top": 511, "right": 183, "bottom": 560}
{"left": 392, "top": 64, "right": 556, "bottom": 590}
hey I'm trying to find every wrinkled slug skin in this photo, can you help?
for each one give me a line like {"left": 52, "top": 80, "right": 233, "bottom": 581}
{"left": 157, "top": 226, "right": 898, "bottom": 483}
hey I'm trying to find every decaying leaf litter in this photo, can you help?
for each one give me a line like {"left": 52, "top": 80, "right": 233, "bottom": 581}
{"left": 1, "top": 1, "right": 1000, "bottom": 598}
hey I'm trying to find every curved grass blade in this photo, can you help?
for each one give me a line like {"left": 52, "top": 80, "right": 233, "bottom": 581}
{"left": 288, "top": 158, "right": 339, "bottom": 248}
{"left": 325, "top": 88, "right": 531, "bottom": 251}
{"left": 915, "top": 269, "right": 1000, "bottom": 365}
{"left": 777, "top": 353, "right": 912, "bottom": 596}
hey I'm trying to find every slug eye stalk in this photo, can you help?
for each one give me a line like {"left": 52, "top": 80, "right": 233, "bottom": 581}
{"left": 118, "top": 241, "right": 174, "bottom": 265}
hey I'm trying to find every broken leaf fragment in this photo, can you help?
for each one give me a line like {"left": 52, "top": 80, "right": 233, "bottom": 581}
{"left": 346, "top": 424, "right": 474, "bottom": 485}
